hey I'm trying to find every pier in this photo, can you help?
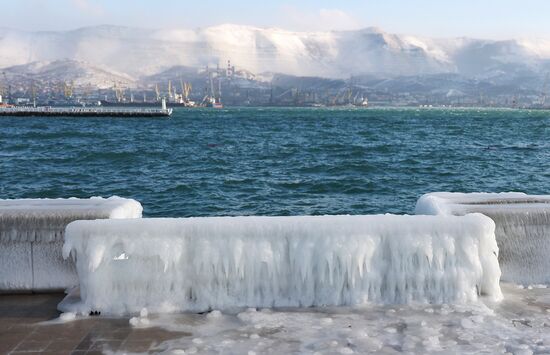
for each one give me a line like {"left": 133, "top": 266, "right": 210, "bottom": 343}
{"left": 0, "top": 106, "right": 173, "bottom": 117}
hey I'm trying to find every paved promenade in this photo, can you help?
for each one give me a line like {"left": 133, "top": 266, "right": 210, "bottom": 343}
{"left": 0, "top": 294, "right": 188, "bottom": 354}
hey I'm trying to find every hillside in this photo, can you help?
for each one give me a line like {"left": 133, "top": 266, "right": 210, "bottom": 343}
{"left": 1, "top": 25, "right": 549, "bottom": 80}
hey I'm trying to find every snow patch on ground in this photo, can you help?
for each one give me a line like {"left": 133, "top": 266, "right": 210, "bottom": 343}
{"left": 109, "top": 284, "right": 550, "bottom": 354}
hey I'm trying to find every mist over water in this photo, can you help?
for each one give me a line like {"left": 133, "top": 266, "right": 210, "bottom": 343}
{"left": 1, "top": 107, "right": 549, "bottom": 217}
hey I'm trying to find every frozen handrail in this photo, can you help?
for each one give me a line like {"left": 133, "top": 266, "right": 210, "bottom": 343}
{"left": 62, "top": 214, "right": 502, "bottom": 315}
{"left": 415, "top": 192, "right": 550, "bottom": 215}
{"left": 0, "top": 196, "right": 142, "bottom": 292}
{"left": 0, "top": 196, "right": 143, "bottom": 242}
{"left": 415, "top": 192, "right": 550, "bottom": 285}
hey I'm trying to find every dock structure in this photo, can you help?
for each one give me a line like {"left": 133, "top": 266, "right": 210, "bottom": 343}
{"left": 0, "top": 106, "right": 173, "bottom": 117}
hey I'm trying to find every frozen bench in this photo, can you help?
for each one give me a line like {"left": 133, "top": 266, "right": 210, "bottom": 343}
{"left": 416, "top": 192, "right": 550, "bottom": 285}
{"left": 61, "top": 215, "right": 502, "bottom": 315}
{"left": 0, "top": 197, "right": 142, "bottom": 292}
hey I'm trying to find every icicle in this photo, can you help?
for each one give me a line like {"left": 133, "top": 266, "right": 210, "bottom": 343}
{"left": 61, "top": 214, "right": 502, "bottom": 315}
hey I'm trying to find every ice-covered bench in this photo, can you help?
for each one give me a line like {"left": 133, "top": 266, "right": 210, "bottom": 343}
{"left": 61, "top": 214, "right": 502, "bottom": 315}
{"left": 0, "top": 197, "right": 142, "bottom": 292}
{"left": 416, "top": 192, "right": 550, "bottom": 285}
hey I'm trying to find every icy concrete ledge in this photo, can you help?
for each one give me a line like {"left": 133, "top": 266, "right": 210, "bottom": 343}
{"left": 415, "top": 192, "right": 550, "bottom": 285}
{"left": 61, "top": 215, "right": 502, "bottom": 315}
{"left": 0, "top": 197, "right": 142, "bottom": 292}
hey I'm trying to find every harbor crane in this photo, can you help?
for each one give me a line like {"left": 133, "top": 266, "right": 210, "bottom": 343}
{"left": 168, "top": 80, "right": 173, "bottom": 100}
{"left": 541, "top": 73, "right": 549, "bottom": 107}
{"left": 113, "top": 82, "right": 124, "bottom": 102}
{"left": 0, "top": 72, "right": 4, "bottom": 96}
{"left": 181, "top": 79, "right": 192, "bottom": 100}
{"left": 31, "top": 81, "right": 37, "bottom": 107}
{"left": 155, "top": 84, "right": 160, "bottom": 102}
{"left": 63, "top": 81, "right": 74, "bottom": 99}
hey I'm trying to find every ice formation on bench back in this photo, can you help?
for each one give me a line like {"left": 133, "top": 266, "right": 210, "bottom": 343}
{"left": 416, "top": 192, "right": 550, "bottom": 285}
{"left": 0, "top": 196, "right": 142, "bottom": 291}
{"left": 62, "top": 214, "right": 502, "bottom": 315}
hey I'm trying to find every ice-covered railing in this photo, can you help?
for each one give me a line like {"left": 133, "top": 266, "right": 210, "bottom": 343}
{"left": 0, "top": 197, "right": 142, "bottom": 292}
{"left": 416, "top": 192, "right": 550, "bottom": 285}
{"left": 61, "top": 215, "right": 502, "bottom": 315}
{"left": 0, "top": 197, "right": 143, "bottom": 243}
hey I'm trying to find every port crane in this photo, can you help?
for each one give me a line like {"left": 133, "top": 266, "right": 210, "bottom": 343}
{"left": 541, "top": 73, "right": 549, "bottom": 107}
{"left": 64, "top": 81, "right": 74, "bottom": 99}
{"left": 330, "top": 88, "right": 352, "bottom": 106}
{"left": 0, "top": 72, "right": 5, "bottom": 103}
{"left": 200, "top": 69, "right": 223, "bottom": 108}
{"left": 31, "top": 81, "right": 37, "bottom": 107}
{"left": 113, "top": 82, "right": 125, "bottom": 102}
{"left": 181, "top": 80, "right": 192, "bottom": 101}
{"left": 155, "top": 84, "right": 160, "bottom": 102}
{"left": 275, "top": 88, "right": 294, "bottom": 100}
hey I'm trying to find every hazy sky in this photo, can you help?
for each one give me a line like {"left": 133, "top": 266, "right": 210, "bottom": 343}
{"left": 3, "top": 0, "right": 550, "bottom": 39}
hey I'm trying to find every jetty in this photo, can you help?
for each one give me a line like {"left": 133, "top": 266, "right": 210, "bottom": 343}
{"left": 0, "top": 106, "right": 173, "bottom": 117}
{"left": 0, "top": 98, "right": 173, "bottom": 117}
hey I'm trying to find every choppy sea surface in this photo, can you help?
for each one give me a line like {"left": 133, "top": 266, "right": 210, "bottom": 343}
{"left": 1, "top": 107, "right": 549, "bottom": 217}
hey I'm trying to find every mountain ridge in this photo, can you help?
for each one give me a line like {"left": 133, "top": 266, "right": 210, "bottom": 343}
{"left": 1, "top": 24, "right": 549, "bottom": 81}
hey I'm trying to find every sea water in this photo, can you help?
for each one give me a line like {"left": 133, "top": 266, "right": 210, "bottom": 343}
{"left": 1, "top": 107, "right": 549, "bottom": 217}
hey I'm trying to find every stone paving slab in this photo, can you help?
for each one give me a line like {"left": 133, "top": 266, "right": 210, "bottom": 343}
{"left": 0, "top": 294, "right": 190, "bottom": 354}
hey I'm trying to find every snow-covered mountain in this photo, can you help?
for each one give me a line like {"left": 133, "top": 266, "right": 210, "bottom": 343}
{"left": 1, "top": 25, "right": 549, "bottom": 81}
{"left": 2, "top": 60, "right": 136, "bottom": 89}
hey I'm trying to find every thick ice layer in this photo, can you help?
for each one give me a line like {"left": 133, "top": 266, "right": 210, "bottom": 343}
{"left": 416, "top": 192, "right": 550, "bottom": 285}
{"left": 0, "top": 196, "right": 143, "bottom": 243}
{"left": 0, "top": 196, "right": 142, "bottom": 291}
{"left": 62, "top": 215, "right": 502, "bottom": 314}
{"left": 0, "top": 242, "right": 32, "bottom": 291}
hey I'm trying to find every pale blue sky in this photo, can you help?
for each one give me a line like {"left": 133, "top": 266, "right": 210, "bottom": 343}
{"left": 2, "top": 0, "right": 549, "bottom": 39}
